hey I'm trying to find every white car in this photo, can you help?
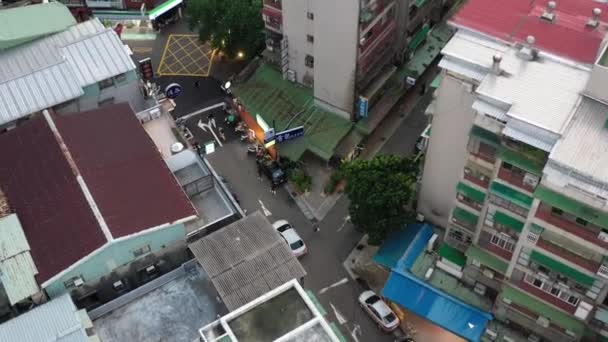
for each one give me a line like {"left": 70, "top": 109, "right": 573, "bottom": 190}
{"left": 358, "top": 290, "right": 400, "bottom": 332}
{"left": 272, "top": 220, "right": 307, "bottom": 257}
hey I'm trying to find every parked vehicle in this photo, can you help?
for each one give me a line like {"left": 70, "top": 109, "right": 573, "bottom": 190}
{"left": 358, "top": 290, "right": 400, "bottom": 332}
{"left": 272, "top": 220, "right": 307, "bottom": 257}
{"left": 256, "top": 158, "right": 287, "bottom": 185}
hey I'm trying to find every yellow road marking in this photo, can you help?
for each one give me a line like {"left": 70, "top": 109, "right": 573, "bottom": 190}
{"left": 157, "top": 34, "right": 214, "bottom": 77}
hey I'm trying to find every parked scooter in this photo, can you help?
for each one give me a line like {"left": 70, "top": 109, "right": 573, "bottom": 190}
{"left": 235, "top": 121, "right": 248, "bottom": 133}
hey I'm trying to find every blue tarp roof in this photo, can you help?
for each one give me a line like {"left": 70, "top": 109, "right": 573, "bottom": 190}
{"left": 383, "top": 272, "right": 492, "bottom": 342}
{"left": 396, "top": 224, "right": 434, "bottom": 271}
{"left": 373, "top": 223, "right": 428, "bottom": 269}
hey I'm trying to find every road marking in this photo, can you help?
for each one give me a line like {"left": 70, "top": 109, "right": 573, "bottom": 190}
{"left": 337, "top": 215, "right": 351, "bottom": 232}
{"left": 351, "top": 324, "right": 361, "bottom": 342}
{"left": 197, "top": 119, "right": 223, "bottom": 147}
{"left": 319, "top": 277, "right": 348, "bottom": 295}
{"left": 330, "top": 303, "right": 347, "bottom": 325}
{"left": 258, "top": 199, "right": 272, "bottom": 216}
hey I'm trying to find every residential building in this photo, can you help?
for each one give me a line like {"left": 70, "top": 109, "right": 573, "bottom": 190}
{"left": 417, "top": 0, "right": 608, "bottom": 340}
{"left": 0, "top": 3, "right": 148, "bottom": 131}
{"left": 261, "top": 0, "right": 451, "bottom": 121}
{"left": 199, "top": 279, "right": 340, "bottom": 342}
{"left": 0, "top": 103, "right": 197, "bottom": 316}
{"left": 0, "top": 294, "right": 99, "bottom": 342}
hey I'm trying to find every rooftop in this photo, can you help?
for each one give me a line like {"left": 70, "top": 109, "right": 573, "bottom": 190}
{"left": 0, "top": 104, "right": 195, "bottom": 284}
{"left": 199, "top": 279, "right": 338, "bottom": 342}
{"left": 189, "top": 211, "right": 307, "bottom": 310}
{"left": 233, "top": 63, "right": 353, "bottom": 161}
{"left": 0, "top": 2, "right": 76, "bottom": 50}
{"left": 450, "top": 0, "right": 607, "bottom": 64}
{"left": 0, "top": 294, "right": 91, "bottom": 342}
{"left": 93, "top": 261, "right": 227, "bottom": 342}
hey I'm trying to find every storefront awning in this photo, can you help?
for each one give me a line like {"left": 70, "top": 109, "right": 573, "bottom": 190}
{"left": 148, "top": 0, "right": 183, "bottom": 21}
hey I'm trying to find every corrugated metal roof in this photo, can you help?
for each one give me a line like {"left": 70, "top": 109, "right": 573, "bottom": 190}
{"left": 61, "top": 29, "right": 135, "bottom": 86}
{"left": 0, "top": 294, "right": 88, "bottom": 342}
{"left": 0, "top": 214, "right": 30, "bottom": 259}
{"left": 502, "top": 118, "right": 558, "bottom": 152}
{"left": 550, "top": 98, "right": 608, "bottom": 188}
{"left": 189, "top": 211, "right": 306, "bottom": 310}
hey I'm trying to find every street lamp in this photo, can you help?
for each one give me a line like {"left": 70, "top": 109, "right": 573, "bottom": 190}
{"left": 223, "top": 81, "right": 231, "bottom": 90}
{"left": 237, "top": 51, "right": 245, "bottom": 59}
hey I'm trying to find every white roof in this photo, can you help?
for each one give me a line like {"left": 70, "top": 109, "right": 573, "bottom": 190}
{"left": 0, "top": 18, "right": 135, "bottom": 126}
{"left": 0, "top": 294, "right": 89, "bottom": 342}
{"left": 442, "top": 31, "right": 589, "bottom": 134}
{"left": 550, "top": 98, "right": 608, "bottom": 187}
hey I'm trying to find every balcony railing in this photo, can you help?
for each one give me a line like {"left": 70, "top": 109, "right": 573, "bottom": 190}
{"left": 535, "top": 204, "right": 608, "bottom": 250}
{"left": 478, "top": 238, "right": 513, "bottom": 261}
{"left": 464, "top": 172, "right": 490, "bottom": 189}
{"left": 536, "top": 237, "right": 601, "bottom": 274}
{"left": 497, "top": 167, "right": 536, "bottom": 193}
{"left": 262, "top": 8, "right": 282, "bottom": 32}
{"left": 359, "top": 19, "right": 396, "bottom": 57}
{"left": 497, "top": 302, "right": 577, "bottom": 342}
{"left": 263, "top": 0, "right": 281, "bottom": 10}
{"left": 515, "top": 280, "right": 577, "bottom": 315}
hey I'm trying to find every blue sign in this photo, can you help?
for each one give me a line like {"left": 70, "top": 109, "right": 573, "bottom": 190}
{"left": 275, "top": 126, "right": 304, "bottom": 143}
{"left": 358, "top": 96, "right": 369, "bottom": 119}
{"left": 165, "top": 83, "right": 183, "bottom": 99}
{"left": 264, "top": 128, "right": 276, "bottom": 144}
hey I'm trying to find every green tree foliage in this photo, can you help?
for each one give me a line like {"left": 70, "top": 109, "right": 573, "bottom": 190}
{"left": 187, "top": 0, "right": 265, "bottom": 59}
{"left": 342, "top": 155, "right": 418, "bottom": 245}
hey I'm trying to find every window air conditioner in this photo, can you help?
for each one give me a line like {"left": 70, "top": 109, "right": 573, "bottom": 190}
{"left": 482, "top": 269, "right": 495, "bottom": 279}
{"left": 73, "top": 277, "right": 84, "bottom": 287}
{"left": 146, "top": 265, "right": 157, "bottom": 274}
{"left": 484, "top": 329, "right": 497, "bottom": 340}
{"left": 113, "top": 280, "right": 124, "bottom": 291}
{"left": 536, "top": 316, "right": 549, "bottom": 328}
{"left": 503, "top": 337, "right": 516, "bottom": 342}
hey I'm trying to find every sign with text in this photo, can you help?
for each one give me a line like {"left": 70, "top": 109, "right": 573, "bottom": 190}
{"left": 264, "top": 128, "right": 276, "bottom": 144}
{"left": 358, "top": 96, "right": 369, "bottom": 119}
{"left": 275, "top": 126, "right": 304, "bottom": 143}
{"left": 139, "top": 58, "right": 154, "bottom": 81}
{"left": 165, "top": 83, "right": 183, "bottom": 99}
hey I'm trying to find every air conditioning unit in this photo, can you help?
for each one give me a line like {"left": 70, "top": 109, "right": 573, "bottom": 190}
{"left": 502, "top": 297, "right": 512, "bottom": 304}
{"left": 113, "top": 280, "right": 125, "bottom": 291}
{"left": 482, "top": 269, "right": 495, "bottom": 279}
{"left": 484, "top": 329, "right": 498, "bottom": 340}
{"left": 286, "top": 70, "right": 296, "bottom": 82}
{"left": 598, "top": 231, "right": 608, "bottom": 242}
{"left": 523, "top": 173, "right": 539, "bottom": 188}
{"left": 503, "top": 336, "right": 516, "bottom": 342}
{"left": 416, "top": 213, "right": 425, "bottom": 222}
{"left": 73, "top": 277, "right": 84, "bottom": 287}
{"left": 146, "top": 265, "right": 157, "bottom": 274}
{"left": 425, "top": 267, "right": 434, "bottom": 280}
{"left": 474, "top": 283, "right": 487, "bottom": 296}
{"left": 457, "top": 193, "right": 464, "bottom": 201}
{"left": 536, "top": 316, "right": 550, "bottom": 328}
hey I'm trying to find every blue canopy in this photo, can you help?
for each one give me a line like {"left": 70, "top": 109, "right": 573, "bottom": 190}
{"left": 383, "top": 271, "right": 492, "bottom": 341}
{"left": 373, "top": 223, "right": 430, "bottom": 269}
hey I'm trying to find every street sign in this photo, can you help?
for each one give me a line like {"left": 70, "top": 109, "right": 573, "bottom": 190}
{"left": 264, "top": 128, "right": 276, "bottom": 144}
{"left": 139, "top": 58, "right": 154, "bottom": 81}
{"left": 275, "top": 126, "right": 304, "bottom": 143}
{"left": 165, "top": 83, "right": 183, "bottom": 99}
{"left": 358, "top": 96, "right": 369, "bottom": 119}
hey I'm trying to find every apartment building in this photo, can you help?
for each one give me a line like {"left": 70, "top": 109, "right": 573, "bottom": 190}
{"left": 417, "top": 0, "right": 608, "bottom": 340}
{"left": 261, "top": 0, "right": 449, "bottom": 121}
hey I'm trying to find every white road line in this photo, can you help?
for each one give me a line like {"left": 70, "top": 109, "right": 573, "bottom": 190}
{"left": 337, "top": 215, "right": 351, "bottom": 232}
{"left": 330, "top": 303, "right": 347, "bottom": 325}
{"left": 351, "top": 324, "right": 361, "bottom": 342}
{"left": 197, "top": 119, "right": 223, "bottom": 147}
{"left": 258, "top": 199, "right": 272, "bottom": 216}
{"left": 319, "top": 277, "right": 349, "bottom": 295}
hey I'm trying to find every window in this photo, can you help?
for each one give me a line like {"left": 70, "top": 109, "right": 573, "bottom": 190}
{"left": 307, "top": 12, "right": 314, "bottom": 20}
{"left": 551, "top": 207, "right": 563, "bottom": 216}
{"left": 502, "top": 162, "right": 513, "bottom": 170}
{"left": 133, "top": 244, "right": 151, "bottom": 258}
{"left": 576, "top": 217, "right": 588, "bottom": 226}
{"left": 114, "top": 73, "right": 127, "bottom": 84}
{"left": 307, "top": 34, "right": 314, "bottom": 43}
{"left": 64, "top": 276, "right": 84, "bottom": 289}
{"left": 99, "top": 77, "right": 114, "bottom": 90}
{"left": 524, "top": 272, "right": 581, "bottom": 306}
{"left": 490, "top": 233, "right": 515, "bottom": 252}
{"left": 305, "top": 55, "right": 314, "bottom": 68}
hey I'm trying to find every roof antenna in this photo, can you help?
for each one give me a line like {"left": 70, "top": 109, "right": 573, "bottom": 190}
{"left": 587, "top": 8, "right": 602, "bottom": 28}
{"left": 491, "top": 54, "right": 502, "bottom": 75}
{"left": 541, "top": 1, "right": 557, "bottom": 23}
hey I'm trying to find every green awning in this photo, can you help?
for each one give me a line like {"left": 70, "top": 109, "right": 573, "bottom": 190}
{"left": 457, "top": 182, "right": 486, "bottom": 203}
{"left": 465, "top": 246, "right": 508, "bottom": 274}
{"left": 414, "top": 0, "right": 428, "bottom": 7}
{"left": 494, "top": 211, "right": 524, "bottom": 233}
{"left": 438, "top": 243, "right": 466, "bottom": 267}
{"left": 499, "top": 148, "right": 544, "bottom": 176}
{"left": 530, "top": 251, "right": 595, "bottom": 287}
{"left": 535, "top": 185, "right": 608, "bottom": 229}
{"left": 430, "top": 74, "right": 442, "bottom": 89}
{"left": 470, "top": 125, "right": 501, "bottom": 147}
{"left": 452, "top": 206, "right": 479, "bottom": 226}
{"left": 408, "top": 23, "right": 430, "bottom": 50}
{"left": 502, "top": 285, "right": 585, "bottom": 337}
{"left": 490, "top": 182, "right": 533, "bottom": 209}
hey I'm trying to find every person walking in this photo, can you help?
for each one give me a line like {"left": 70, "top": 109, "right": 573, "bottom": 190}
{"left": 270, "top": 183, "right": 277, "bottom": 195}
{"left": 313, "top": 224, "right": 320, "bottom": 232}
{"left": 194, "top": 80, "right": 200, "bottom": 89}
{"left": 218, "top": 127, "right": 226, "bottom": 141}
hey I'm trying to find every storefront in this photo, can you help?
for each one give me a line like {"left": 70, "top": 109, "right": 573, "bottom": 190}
{"left": 148, "top": 0, "right": 183, "bottom": 30}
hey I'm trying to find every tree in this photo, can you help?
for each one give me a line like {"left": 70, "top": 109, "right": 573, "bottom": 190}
{"left": 342, "top": 155, "right": 418, "bottom": 245}
{"left": 187, "top": 0, "right": 265, "bottom": 59}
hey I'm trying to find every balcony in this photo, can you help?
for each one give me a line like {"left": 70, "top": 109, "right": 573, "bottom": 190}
{"left": 496, "top": 302, "right": 578, "bottom": 342}
{"left": 478, "top": 237, "right": 513, "bottom": 261}
{"left": 535, "top": 204, "right": 608, "bottom": 250}
{"left": 536, "top": 237, "right": 601, "bottom": 274}
{"left": 496, "top": 166, "right": 536, "bottom": 193}
{"left": 262, "top": 8, "right": 282, "bottom": 33}
{"left": 359, "top": 19, "right": 396, "bottom": 57}
{"left": 263, "top": 0, "right": 281, "bottom": 11}
{"left": 359, "top": 0, "right": 394, "bottom": 32}
{"left": 515, "top": 280, "right": 577, "bottom": 315}
{"left": 463, "top": 168, "right": 490, "bottom": 189}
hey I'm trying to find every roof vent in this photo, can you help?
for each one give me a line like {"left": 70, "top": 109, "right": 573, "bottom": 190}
{"left": 587, "top": 8, "right": 602, "bottom": 28}
{"left": 518, "top": 35, "right": 538, "bottom": 61}
{"left": 541, "top": 1, "right": 557, "bottom": 22}
{"left": 491, "top": 54, "right": 502, "bottom": 75}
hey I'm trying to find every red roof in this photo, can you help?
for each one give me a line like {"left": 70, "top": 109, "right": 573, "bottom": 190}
{"left": 451, "top": 0, "right": 607, "bottom": 63}
{"left": 0, "top": 104, "right": 195, "bottom": 283}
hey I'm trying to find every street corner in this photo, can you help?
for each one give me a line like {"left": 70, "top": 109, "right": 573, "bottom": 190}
{"left": 157, "top": 34, "right": 216, "bottom": 77}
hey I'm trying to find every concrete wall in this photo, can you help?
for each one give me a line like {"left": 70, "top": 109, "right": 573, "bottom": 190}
{"left": 312, "top": 0, "right": 359, "bottom": 118}
{"left": 418, "top": 72, "right": 476, "bottom": 227}
{"left": 282, "top": 0, "right": 314, "bottom": 86}
{"left": 44, "top": 223, "right": 187, "bottom": 298}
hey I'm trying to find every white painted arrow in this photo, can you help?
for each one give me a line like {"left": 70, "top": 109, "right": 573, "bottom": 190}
{"left": 337, "top": 215, "right": 351, "bottom": 232}
{"left": 258, "top": 199, "right": 272, "bottom": 216}
{"left": 197, "top": 119, "right": 223, "bottom": 147}
{"left": 351, "top": 324, "right": 361, "bottom": 342}
{"left": 319, "top": 277, "right": 348, "bottom": 295}
{"left": 330, "top": 303, "right": 347, "bottom": 325}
